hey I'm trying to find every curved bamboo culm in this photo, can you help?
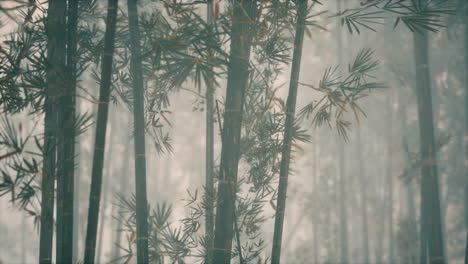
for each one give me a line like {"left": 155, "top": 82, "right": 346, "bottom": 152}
{"left": 127, "top": 0, "right": 150, "bottom": 263}
{"left": 212, "top": 1, "right": 257, "bottom": 263}
{"left": 270, "top": 1, "right": 308, "bottom": 263}
{"left": 84, "top": 0, "right": 119, "bottom": 263}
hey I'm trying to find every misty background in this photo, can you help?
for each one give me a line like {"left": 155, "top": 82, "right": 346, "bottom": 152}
{"left": 0, "top": 0, "right": 466, "bottom": 263}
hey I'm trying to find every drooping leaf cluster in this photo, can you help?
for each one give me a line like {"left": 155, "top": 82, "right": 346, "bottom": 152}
{"left": 338, "top": 0, "right": 455, "bottom": 34}
{"left": 114, "top": 194, "right": 200, "bottom": 263}
{"left": 298, "top": 48, "right": 385, "bottom": 140}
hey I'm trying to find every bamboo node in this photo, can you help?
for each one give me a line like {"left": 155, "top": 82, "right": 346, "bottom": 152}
{"left": 218, "top": 179, "right": 235, "bottom": 185}
{"left": 213, "top": 247, "right": 231, "bottom": 252}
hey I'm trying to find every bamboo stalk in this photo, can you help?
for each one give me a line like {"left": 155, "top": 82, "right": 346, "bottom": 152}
{"left": 271, "top": 1, "right": 308, "bottom": 263}
{"left": 127, "top": 0, "right": 150, "bottom": 262}
{"left": 84, "top": 0, "right": 119, "bottom": 263}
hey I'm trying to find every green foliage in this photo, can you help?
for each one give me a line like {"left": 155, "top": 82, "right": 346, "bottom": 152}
{"left": 0, "top": 117, "right": 41, "bottom": 226}
{"left": 337, "top": 0, "right": 455, "bottom": 34}
{"left": 113, "top": 194, "right": 201, "bottom": 263}
{"left": 0, "top": 0, "right": 460, "bottom": 261}
{"left": 298, "top": 48, "right": 385, "bottom": 140}
{"left": 111, "top": 1, "right": 315, "bottom": 262}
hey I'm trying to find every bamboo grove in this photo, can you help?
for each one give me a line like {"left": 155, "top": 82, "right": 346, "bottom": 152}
{"left": 0, "top": 0, "right": 466, "bottom": 264}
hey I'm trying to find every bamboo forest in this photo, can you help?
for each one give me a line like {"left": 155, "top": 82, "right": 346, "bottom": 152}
{"left": 0, "top": 0, "right": 466, "bottom": 263}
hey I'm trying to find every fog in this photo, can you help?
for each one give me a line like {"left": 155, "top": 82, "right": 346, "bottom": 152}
{"left": 0, "top": 0, "right": 466, "bottom": 263}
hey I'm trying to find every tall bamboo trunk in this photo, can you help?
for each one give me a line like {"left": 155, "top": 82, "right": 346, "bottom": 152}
{"left": 84, "top": 1, "right": 119, "bottom": 262}
{"left": 270, "top": 1, "right": 308, "bottom": 263}
{"left": 39, "top": 78, "right": 57, "bottom": 264}
{"left": 96, "top": 112, "right": 115, "bottom": 263}
{"left": 413, "top": 20, "right": 446, "bottom": 264}
{"left": 463, "top": 0, "right": 468, "bottom": 261}
{"left": 57, "top": 1, "right": 78, "bottom": 262}
{"left": 39, "top": 108, "right": 56, "bottom": 264}
{"left": 356, "top": 126, "right": 370, "bottom": 263}
{"left": 462, "top": 1, "right": 468, "bottom": 264}
{"left": 212, "top": 1, "right": 257, "bottom": 263}
{"left": 54, "top": 0, "right": 68, "bottom": 262}
{"left": 205, "top": 1, "right": 215, "bottom": 263}
{"left": 127, "top": 0, "right": 149, "bottom": 262}
{"left": 39, "top": 0, "right": 66, "bottom": 262}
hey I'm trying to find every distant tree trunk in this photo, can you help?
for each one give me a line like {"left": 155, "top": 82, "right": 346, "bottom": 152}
{"left": 386, "top": 92, "right": 395, "bottom": 264}
{"left": 402, "top": 136, "right": 418, "bottom": 262}
{"left": 270, "top": 1, "right": 308, "bottom": 263}
{"left": 127, "top": 0, "right": 149, "bottom": 262}
{"left": 463, "top": 0, "right": 468, "bottom": 256}
{"left": 21, "top": 216, "right": 26, "bottom": 263}
{"left": 84, "top": 1, "right": 118, "bottom": 263}
{"left": 338, "top": 145, "right": 348, "bottom": 264}
{"left": 356, "top": 126, "right": 370, "bottom": 263}
{"left": 205, "top": 1, "right": 215, "bottom": 263}
{"left": 407, "top": 182, "right": 416, "bottom": 220}
{"left": 413, "top": 22, "right": 446, "bottom": 264}
{"left": 375, "top": 145, "right": 388, "bottom": 263}
{"left": 312, "top": 146, "right": 319, "bottom": 264}
{"left": 463, "top": 1, "right": 468, "bottom": 263}
{"left": 212, "top": 1, "right": 257, "bottom": 263}
{"left": 398, "top": 98, "right": 417, "bottom": 223}
{"left": 324, "top": 190, "right": 333, "bottom": 260}
{"left": 400, "top": 121, "right": 417, "bottom": 222}
{"left": 420, "top": 187, "right": 428, "bottom": 264}
{"left": 39, "top": 0, "right": 66, "bottom": 262}
{"left": 336, "top": 1, "right": 348, "bottom": 263}
{"left": 282, "top": 212, "right": 306, "bottom": 253}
